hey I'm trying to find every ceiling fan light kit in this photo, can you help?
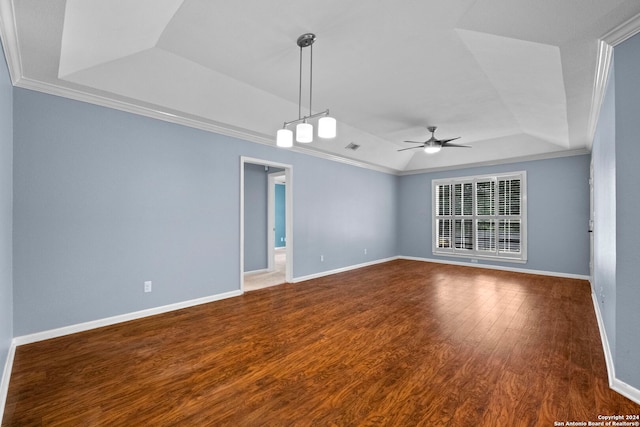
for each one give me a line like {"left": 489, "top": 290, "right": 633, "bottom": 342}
{"left": 398, "top": 125, "right": 469, "bottom": 154}
{"left": 276, "top": 33, "right": 336, "bottom": 148}
{"left": 424, "top": 145, "right": 441, "bottom": 154}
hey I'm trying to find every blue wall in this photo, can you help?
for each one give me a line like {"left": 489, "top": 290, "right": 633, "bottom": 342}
{"left": 275, "top": 183, "right": 285, "bottom": 248}
{"left": 244, "top": 162, "right": 268, "bottom": 272}
{"left": 592, "top": 60, "right": 616, "bottom": 361}
{"left": 3, "top": 35, "right": 637, "bottom": 400}
{"left": 398, "top": 155, "right": 591, "bottom": 276}
{"left": 613, "top": 32, "right": 640, "bottom": 388}
{"left": 0, "top": 42, "right": 13, "bottom": 389}
{"left": 12, "top": 88, "right": 399, "bottom": 335}
{"left": 293, "top": 156, "right": 398, "bottom": 277}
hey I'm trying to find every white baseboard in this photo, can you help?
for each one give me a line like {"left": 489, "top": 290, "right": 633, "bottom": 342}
{"left": 0, "top": 342, "right": 16, "bottom": 426}
{"left": 244, "top": 268, "right": 270, "bottom": 275}
{"left": 612, "top": 377, "right": 640, "bottom": 406}
{"left": 590, "top": 292, "right": 640, "bottom": 405}
{"left": 292, "top": 256, "right": 400, "bottom": 283}
{"left": 13, "top": 290, "right": 243, "bottom": 346}
{"left": 399, "top": 255, "right": 590, "bottom": 280}
{"left": 591, "top": 292, "right": 616, "bottom": 385}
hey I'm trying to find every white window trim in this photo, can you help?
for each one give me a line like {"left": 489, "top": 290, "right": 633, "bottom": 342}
{"left": 432, "top": 171, "right": 527, "bottom": 263}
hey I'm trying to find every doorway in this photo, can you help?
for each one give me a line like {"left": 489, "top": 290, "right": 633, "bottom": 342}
{"left": 240, "top": 157, "right": 293, "bottom": 292}
{"left": 267, "top": 170, "right": 286, "bottom": 270}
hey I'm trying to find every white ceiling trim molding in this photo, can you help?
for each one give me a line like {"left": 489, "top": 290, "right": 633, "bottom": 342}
{"left": 0, "top": 1, "right": 400, "bottom": 176}
{"left": 586, "top": 12, "right": 640, "bottom": 148}
{"left": 14, "top": 77, "right": 400, "bottom": 176}
{"left": 0, "top": 0, "right": 22, "bottom": 84}
{"left": 601, "top": 12, "right": 640, "bottom": 47}
{"left": 398, "top": 148, "right": 590, "bottom": 176}
{"left": 6, "top": 71, "right": 590, "bottom": 178}
{"left": 586, "top": 40, "right": 614, "bottom": 149}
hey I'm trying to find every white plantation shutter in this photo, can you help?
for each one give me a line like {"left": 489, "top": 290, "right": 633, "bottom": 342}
{"left": 476, "top": 180, "right": 495, "bottom": 216}
{"left": 454, "top": 183, "right": 473, "bottom": 216}
{"left": 497, "top": 177, "right": 522, "bottom": 255}
{"left": 435, "top": 184, "right": 452, "bottom": 249}
{"left": 477, "top": 220, "right": 496, "bottom": 252}
{"left": 437, "top": 184, "right": 451, "bottom": 216}
{"left": 433, "top": 172, "right": 526, "bottom": 261}
{"left": 499, "top": 220, "right": 521, "bottom": 253}
{"left": 437, "top": 219, "right": 452, "bottom": 249}
{"left": 455, "top": 218, "right": 473, "bottom": 250}
{"left": 499, "top": 178, "right": 521, "bottom": 216}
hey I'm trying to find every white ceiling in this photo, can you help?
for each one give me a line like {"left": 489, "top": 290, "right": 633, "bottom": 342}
{"left": 3, "top": 0, "right": 640, "bottom": 173}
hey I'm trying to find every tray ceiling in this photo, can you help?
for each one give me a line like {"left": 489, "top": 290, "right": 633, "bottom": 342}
{"left": 3, "top": 0, "right": 640, "bottom": 173}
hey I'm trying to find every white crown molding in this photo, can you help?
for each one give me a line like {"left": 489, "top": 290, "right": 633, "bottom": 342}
{"left": 16, "top": 77, "right": 277, "bottom": 143}
{"left": 399, "top": 148, "right": 591, "bottom": 176}
{"left": 15, "top": 77, "right": 400, "bottom": 175}
{"left": 602, "top": 12, "right": 640, "bottom": 47}
{"left": 0, "top": 0, "right": 23, "bottom": 84}
{"left": 586, "top": 12, "right": 640, "bottom": 149}
{"left": 586, "top": 40, "right": 614, "bottom": 149}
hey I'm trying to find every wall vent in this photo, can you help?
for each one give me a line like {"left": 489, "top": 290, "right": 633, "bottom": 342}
{"left": 345, "top": 142, "right": 360, "bottom": 151}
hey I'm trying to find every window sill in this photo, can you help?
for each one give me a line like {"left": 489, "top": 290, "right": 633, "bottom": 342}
{"left": 432, "top": 251, "right": 527, "bottom": 264}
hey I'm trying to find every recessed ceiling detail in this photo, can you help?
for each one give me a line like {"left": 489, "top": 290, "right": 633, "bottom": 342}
{"left": 4, "top": 0, "right": 640, "bottom": 173}
{"left": 456, "top": 29, "right": 569, "bottom": 148}
{"left": 59, "top": 0, "right": 185, "bottom": 77}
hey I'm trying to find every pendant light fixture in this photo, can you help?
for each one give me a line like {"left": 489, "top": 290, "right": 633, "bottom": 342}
{"left": 276, "top": 33, "right": 336, "bottom": 148}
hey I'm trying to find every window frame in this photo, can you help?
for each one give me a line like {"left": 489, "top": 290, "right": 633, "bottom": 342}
{"left": 432, "top": 171, "right": 527, "bottom": 263}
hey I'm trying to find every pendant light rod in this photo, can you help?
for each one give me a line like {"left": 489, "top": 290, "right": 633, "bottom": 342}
{"left": 281, "top": 109, "right": 331, "bottom": 129}
{"left": 298, "top": 43, "right": 303, "bottom": 120}
{"left": 309, "top": 42, "right": 313, "bottom": 118}
{"left": 276, "top": 33, "right": 336, "bottom": 147}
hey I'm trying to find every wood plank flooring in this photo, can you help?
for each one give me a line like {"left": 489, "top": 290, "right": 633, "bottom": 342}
{"left": 4, "top": 260, "right": 639, "bottom": 426}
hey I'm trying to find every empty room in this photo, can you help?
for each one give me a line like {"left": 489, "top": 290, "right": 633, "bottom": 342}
{"left": 1, "top": 1, "right": 640, "bottom": 425}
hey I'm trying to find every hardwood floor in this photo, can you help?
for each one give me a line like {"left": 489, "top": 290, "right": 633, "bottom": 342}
{"left": 4, "top": 260, "right": 639, "bottom": 426}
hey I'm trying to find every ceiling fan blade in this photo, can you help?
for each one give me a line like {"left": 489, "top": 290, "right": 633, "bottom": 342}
{"left": 442, "top": 143, "right": 471, "bottom": 148}
{"left": 397, "top": 146, "right": 424, "bottom": 152}
{"left": 437, "top": 137, "right": 461, "bottom": 144}
{"left": 403, "top": 140, "right": 425, "bottom": 143}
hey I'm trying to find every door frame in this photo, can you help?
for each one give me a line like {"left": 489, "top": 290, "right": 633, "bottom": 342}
{"left": 240, "top": 156, "right": 293, "bottom": 292}
{"left": 267, "top": 171, "right": 286, "bottom": 271}
{"left": 589, "top": 160, "right": 594, "bottom": 282}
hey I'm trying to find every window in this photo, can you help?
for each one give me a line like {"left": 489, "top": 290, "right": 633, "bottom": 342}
{"left": 433, "top": 171, "right": 527, "bottom": 262}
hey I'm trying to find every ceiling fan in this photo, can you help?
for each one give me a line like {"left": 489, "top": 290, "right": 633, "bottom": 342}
{"left": 398, "top": 126, "right": 470, "bottom": 154}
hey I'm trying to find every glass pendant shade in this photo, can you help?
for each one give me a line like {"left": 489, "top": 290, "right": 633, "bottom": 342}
{"left": 275, "top": 34, "right": 336, "bottom": 148}
{"left": 424, "top": 145, "right": 441, "bottom": 154}
{"left": 276, "top": 128, "right": 293, "bottom": 148}
{"left": 318, "top": 116, "right": 337, "bottom": 139}
{"left": 296, "top": 122, "right": 313, "bottom": 143}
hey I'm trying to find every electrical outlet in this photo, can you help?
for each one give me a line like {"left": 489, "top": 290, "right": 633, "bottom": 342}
{"left": 364, "top": 248, "right": 367, "bottom": 255}
{"left": 144, "top": 281, "right": 152, "bottom": 293}
{"left": 320, "top": 255, "right": 324, "bottom": 262}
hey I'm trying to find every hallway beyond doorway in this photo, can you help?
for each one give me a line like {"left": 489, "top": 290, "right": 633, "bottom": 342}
{"left": 244, "top": 247, "right": 286, "bottom": 291}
